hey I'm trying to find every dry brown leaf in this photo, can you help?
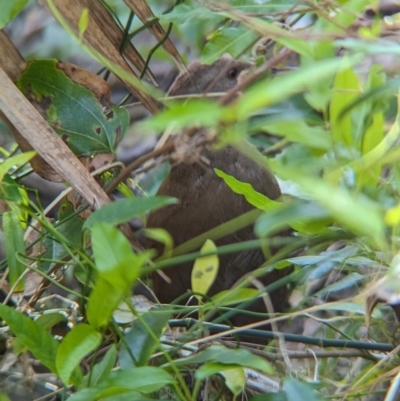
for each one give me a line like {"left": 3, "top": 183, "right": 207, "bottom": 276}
{"left": 38, "top": 0, "right": 159, "bottom": 113}
{"left": 123, "top": 0, "right": 185, "bottom": 72}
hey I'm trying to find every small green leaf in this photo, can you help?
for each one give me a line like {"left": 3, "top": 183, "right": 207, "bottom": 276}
{"left": 330, "top": 65, "right": 360, "bottom": 147}
{"left": 201, "top": 26, "right": 258, "bottom": 64}
{"left": 0, "top": 151, "right": 35, "bottom": 184}
{"left": 172, "top": 345, "right": 274, "bottom": 374}
{"left": 87, "top": 222, "right": 150, "bottom": 327}
{"left": 81, "top": 345, "right": 117, "bottom": 388}
{"left": 142, "top": 228, "right": 173, "bottom": 257}
{"left": 78, "top": 8, "right": 89, "bottom": 41}
{"left": 196, "top": 364, "right": 245, "bottom": 395}
{"left": 69, "top": 367, "right": 175, "bottom": 400}
{"left": 214, "top": 169, "right": 280, "bottom": 212}
{"left": 3, "top": 211, "right": 26, "bottom": 291}
{"left": 56, "top": 324, "right": 101, "bottom": 385}
{"left": 211, "top": 288, "right": 260, "bottom": 306}
{"left": 191, "top": 239, "right": 219, "bottom": 301}
{"left": 84, "top": 196, "right": 178, "bottom": 230}
{"left": 0, "top": 0, "right": 29, "bottom": 28}
{"left": 119, "top": 308, "right": 171, "bottom": 368}
{"left": 140, "top": 100, "right": 223, "bottom": 132}
{"left": 0, "top": 304, "right": 59, "bottom": 373}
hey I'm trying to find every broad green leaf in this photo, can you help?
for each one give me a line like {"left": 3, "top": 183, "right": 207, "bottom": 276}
{"left": 172, "top": 345, "right": 273, "bottom": 374}
{"left": 191, "top": 239, "right": 219, "bottom": 301}
{"left": 84, "top": 196, "right": 178, "bottom": 230}
{"left": 69, "top": 367, "right": 175, "bottom": 401}
{"left": 81, "top": 345, "right": 117, "bottom": 388}
{"left": 201, "top": 26, "right": 258, "bottom": 64}
{"left": 68, "top": 389, "right": 151, "bottom": 401}
{"left": 196, "top": 364, "right": 245, "bottom": 395}
{"left": 119, "top": 308, "right": 171, "bottom": 368}
{"left": 17, "top": 60, "right": 129, "bottom": 157}
{"left": 0, "top": 0, "right": 29, "bottom": 28}
{"left": 2, "top": 211, "right": 26, "bottom": 291}
{"left": 330, "top": 66, "right": 360, "bottom": 147}
{"left": 56, "top": 324, "right": 101, "bottom": 385}
{"left": 88, "top": 222, "right": 150, "bottom": 327}
{"left": 91, "top": 221, "right": 136, "bottom": 273}
{"left": 0, "top": 304, "right": 59, "bottom": 373}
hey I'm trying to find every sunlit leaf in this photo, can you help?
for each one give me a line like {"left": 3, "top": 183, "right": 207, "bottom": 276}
{"left": 56, "top": 324, "right": 101, "bottom": 385}
{"left": 191, "top": 239, "right": 219, "bottom": 301}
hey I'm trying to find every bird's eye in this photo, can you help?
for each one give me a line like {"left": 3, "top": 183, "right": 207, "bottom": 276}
{"left": 227, "top": 68, "right": 238, "bottom": 80}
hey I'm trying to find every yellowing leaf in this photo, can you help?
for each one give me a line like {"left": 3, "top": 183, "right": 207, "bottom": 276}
{"left": 385, "top": 203, "right": 400, "bottom": 226}
{"left": 191, "top": 239, "right": 219, "bottom": 301}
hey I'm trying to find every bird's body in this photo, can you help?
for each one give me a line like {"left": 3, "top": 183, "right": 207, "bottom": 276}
{"left": 147, "top": 56, "right": 291, "bottom": 334}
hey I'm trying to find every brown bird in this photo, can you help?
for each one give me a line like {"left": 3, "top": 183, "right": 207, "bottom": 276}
{"left": 147, "top": 56, "right": 291, "bottom": 338}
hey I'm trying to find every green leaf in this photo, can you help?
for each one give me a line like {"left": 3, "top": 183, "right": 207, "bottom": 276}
{"left": 56, "top": 324, "right": 101, "bottom": 385}
{"left": 68, "top": 367, "right": 175, "bottom": 401}
{"left": 196, "top": 364, "right": 246, "bottom": 395}
{"left": 214, "top": 169, "right": 280, "bottom": 212}
{"left": 258, "top": 119, "right": 331, "bottom": 150}
{"left": 234, "top": 56, "right": 361, "bottom": 119}
{"left": 201, "top": 26, "right": 258, "bottom": 64}
{"left": 211, "top": 288, "right": 260, "bottom": 306}
{"left": 87, "top": 222, "right": 150, "bottom": 328}
{"left": 16, "top": 60, "right": 129, "bottom": 157}
{"left": 0, "top": 304, "right": 59, "bottom": 373}
{"left": 271, "top": 163, "right": 386, "bottom": 247}
{"left": 78, "top": 8, "right": 89, "bottom": 41}
{"left": 0, "top": 151, "right": 35, "bottom": 184}
{"left": 142, "top": 228, "right": 173, "bottom": 256}
{"left": 172, "top": 345, "right": 273, "bottom": 374}
{"left": 284, "top": 378, "right": 324, "bottom": 401}
{"left": 330, "top": 65, "right": 360, "bottom": 147}
{"left": 191, "top": 239, "right": 219, "bottom": 301}
{"left": 84, "top": 196, "right": 178, "bottom": 230}
{"left": 119, "top": 308, "right": 171, "bottom": 368}
{"left": 81, "top": 345, "right": 117, "bottom": 388}
{"left": 255, "top": 201, "right": 331, "bottom": 237}
{"left": 2, "top": 211, "right": 26, "bottom": 291}
{"left": 0, "top": 0, "right": 29, "bottom": 28}
{"left": 140, "top": 100, "right": 223, "bottom": 132}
